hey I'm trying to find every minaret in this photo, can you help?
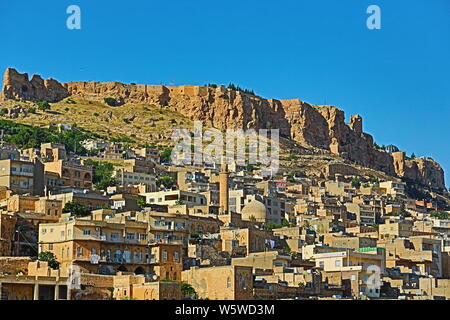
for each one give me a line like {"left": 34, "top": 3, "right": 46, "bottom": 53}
{"left": 219, "top": 160, "right": 229, "bottom": 214}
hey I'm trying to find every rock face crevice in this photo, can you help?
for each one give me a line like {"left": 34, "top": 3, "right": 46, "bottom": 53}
{"left": 0, "top": 68, "right": 445, "bottom": 190}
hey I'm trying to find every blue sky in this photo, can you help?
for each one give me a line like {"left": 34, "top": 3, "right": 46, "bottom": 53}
{"left": 0, "top": 0, "right": 449, "bottom": 187}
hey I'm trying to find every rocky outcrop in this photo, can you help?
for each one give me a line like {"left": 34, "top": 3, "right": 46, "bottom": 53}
{"left": 1, "top": 68, "right": 69, "bottom": 102}
{"left": 0, "top": 68, "right": 445, "bottom": 190}
{"left": 392, "top": 152, "right": 445, "bottom": 189}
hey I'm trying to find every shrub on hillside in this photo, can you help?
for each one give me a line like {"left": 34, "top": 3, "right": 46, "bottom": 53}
{"left": 36, "top": 100, "right": 51, "bottom": 111}
{"left": 104, "top": 97, "right": 118, "bottom": 107}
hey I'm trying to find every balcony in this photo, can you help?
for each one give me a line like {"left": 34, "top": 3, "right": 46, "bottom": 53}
{"left": 77, "top": 254, "right": 154, "bottom": 265}
{"left": 12, "top": 170, "right": 34, "bottom": 177}
{"left": 148, "top": 238, "right": 183, "bottom": 245}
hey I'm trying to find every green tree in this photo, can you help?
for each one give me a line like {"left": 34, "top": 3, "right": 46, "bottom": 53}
{"left": 286, "top": 171, "right": 296, "bottom": 182}
{"left": 104, "top": 97, "right": 118, "bottom": 106}
{"left": 63, "top": 201, "right": 91, "bottom": 217}
{"left": 351, "top": 177, "right": 361, "bottom": 188}
{"left": 190, "top": 232, "right": 200, "bottom": 239}
{"left": 157, "top": 176, "right": 175, "bottom": 190}
{"left": 181, "top": 283, "right": 197, "bottom": 299}
{"left": 430, "top": 210, "right": 450, "bottom": 220}
{"left": 36, "top": 100, "right": 51, "bottom": 111}
{"left": 265, "top": 222, "right": 277, "bottom": 230}
{"left": 38, "top": 251, "right": 59, "bottom": 269}
{"left": 135, "top": 195, "right": 147, "bottom": 209}
{"left": 286, "top": 154, "right": 298, "bottom": 162}
{"left": 84, "top": 160, "right": 116, "bottom": 190}
{"left": 161, "top": 148, "right": 173, "bottom": 163}
{"left": 280, "top": 219, "right": 290, "bottom": 228}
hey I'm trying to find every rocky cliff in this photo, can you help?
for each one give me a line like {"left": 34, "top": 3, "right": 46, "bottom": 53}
{"left": 1, "top": 68, "right": 445, "bottom": 190}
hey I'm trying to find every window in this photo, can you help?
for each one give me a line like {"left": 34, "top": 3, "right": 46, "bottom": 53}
{"left": 48, "top": 244, "right": 53, "bottom": 250}
{"left": 174, "top": 251, "right": 179, "bottom": 262}
{"left": 162, "top": 250, "right": 168, "bottom": 262}
{"left": 111, "top": 233, "right": 120, "bottom": 240}
{"left": 227, "top": 277, "right": 231, "bottom": 288}
{"left": 83, "top": 229, "right": 91, "bottom": 236}
{"left": 126, "top": 233, "right": 135, "bottom": 240}
{"left": 319, "top": 261, "right": 324, "bottom": 269}
{"left": 335, "top": 260, "right": 341, "bottom": 267}
{"left": 76, "top": 247, "right": 82, "bottom": 257}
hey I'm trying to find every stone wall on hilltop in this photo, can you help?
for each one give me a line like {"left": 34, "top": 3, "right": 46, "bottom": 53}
{"left": 1, "top": 68, "right": 69, "bottom": 102}
{"left": 0, "top": 68, "right": 445, "bottom": 190}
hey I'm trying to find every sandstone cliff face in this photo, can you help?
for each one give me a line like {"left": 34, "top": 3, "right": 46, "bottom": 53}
{"left": 1, "top": 68, "right": 69, "bottom": 102}
{"left": 1, "top": 68, "right": 445, "bottom": 190}
{"left": 392, "top": 152, "right": 445, "bottom": 189}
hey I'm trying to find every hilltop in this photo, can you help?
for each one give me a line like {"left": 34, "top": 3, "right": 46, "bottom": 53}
{"left": 0, "top": 67, "right": 446, "bottom": 196}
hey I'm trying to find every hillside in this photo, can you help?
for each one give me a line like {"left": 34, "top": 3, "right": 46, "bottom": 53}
{"left": 0, "top": 67, "right": 446, "bottom": 194}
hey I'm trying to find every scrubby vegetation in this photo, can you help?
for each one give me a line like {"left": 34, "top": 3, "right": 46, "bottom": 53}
{"left": 36, "top": 100, "right": 51, "bottom": 111}
{"left": 104, "top": 97, "right": 118, "bottom": 106}
{"left": 62, "top": 201, "right": 91, "bottom": 217}
{"left": 0, "top": 119, "right": 101, "bottom": 154}
{"left": 83, "top": 159, "right": 117, "bottom": 190}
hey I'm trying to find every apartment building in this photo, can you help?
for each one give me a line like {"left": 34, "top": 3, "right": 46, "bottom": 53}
{"left": 38, "top": 217, "right": 152, "bottom": 275}
{"left": 136, "top": 211, "right": 189, "bottom": 247}
{"left": 220, "top": 227, "right": 274, "bottom": 256}
{"left": 177, "top": 171, "right": 211, "bottom": 192}
{"left": 40, "top": 143, "right": 66, "bottom": 162}
{"left": 6, "top": 195, "right": 62, "bottom": 216}
{"left": 132, "top": 147, "right": 160, "bottom": 163}
{"left": 378, "top": 218, "right": 414, "bottom": 240}
{"left": 50, "top": 189, "right": 108, "bottom": 209}
{"left": 0, "top": 159, "right": 44, "bottom": 196}
{"left": 313, "top": 250, "right": 385, "bottom": 298}
{"left": 141, "top": 190, "right": 207, "bottom": 207}
{"left": 112, "top": 168, "right": 157, "bottom": 192}
{"left": 379, "top": 181, "right": 406, "bottom": 198}
{"left": 182, "top": 265, "right": 253, "bottom": 300}
{"left": 0, "top": 213, "right": 16, "bottom": 256}
{"left": 44, "top": 160, "right": 93, "bottom": 189}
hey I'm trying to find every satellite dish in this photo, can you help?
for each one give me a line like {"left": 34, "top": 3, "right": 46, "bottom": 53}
{"left": 90, "top": 254, "right": 100, "bottom": 264}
